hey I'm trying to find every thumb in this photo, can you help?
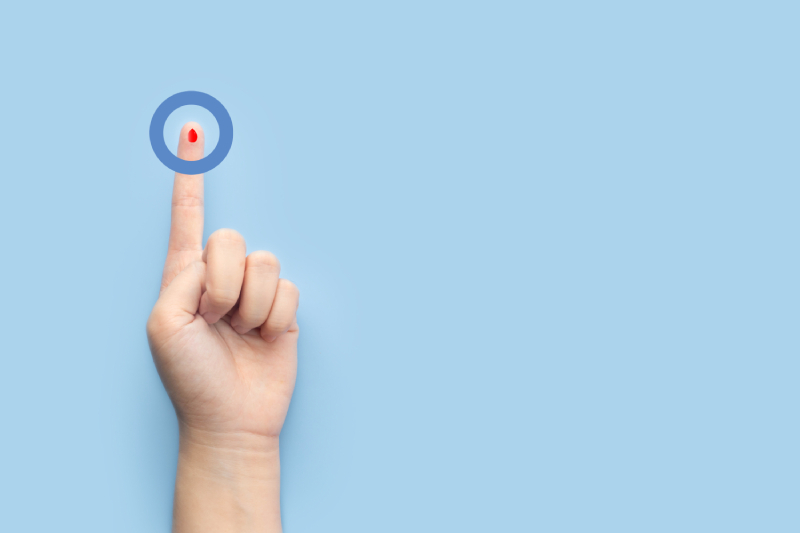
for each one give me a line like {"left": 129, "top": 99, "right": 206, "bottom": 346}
{"left": 150, "top": 261, "right": 206, "bottom": 329}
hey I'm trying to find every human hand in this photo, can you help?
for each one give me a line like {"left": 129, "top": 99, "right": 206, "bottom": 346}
{"left": 146, "top": 122, "right": 298, "bottom": 532}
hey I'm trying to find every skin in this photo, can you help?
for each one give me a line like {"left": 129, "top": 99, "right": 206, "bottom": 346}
{"left": 147, "top": 122, "right": 299, "bottom": 532}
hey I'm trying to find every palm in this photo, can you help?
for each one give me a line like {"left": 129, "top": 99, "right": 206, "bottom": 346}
{"left": 152, "top": 313, "right": 297, "bottom": 438}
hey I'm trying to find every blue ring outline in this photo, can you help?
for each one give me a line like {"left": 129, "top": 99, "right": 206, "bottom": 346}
{"left": 149, "top": 91, "right": 233, "bottom": 175}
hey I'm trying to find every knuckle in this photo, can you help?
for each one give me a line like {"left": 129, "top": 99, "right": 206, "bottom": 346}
{"left": 209, "top": 228, "right": 245, "bottom": 246}
{"left": 266, "top": 307, "right": 294, "bottom": 334}
{"left": 238, "top": 311, "right": 260, "bottom": 326}
{"left": 237, "top": 304, "right": 265, "bottom": 325}
{"left": 206, "top": 287, "right": 240, "bottom": 308}
{"left": 278, "top": 279, "right": 299, "bottom": 297}
{"left": 171, "top": 192, "right": 203, "bottom": 208}
{"left": 265, "top": 317, "right": 291, "bottom": 335}
{"left": 247, "top": 251, "right": 280, "bottom": 271}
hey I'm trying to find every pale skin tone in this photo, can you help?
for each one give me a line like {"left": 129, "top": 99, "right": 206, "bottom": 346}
{"left": 147, "top": 122, "right": 299, "bottom": 532}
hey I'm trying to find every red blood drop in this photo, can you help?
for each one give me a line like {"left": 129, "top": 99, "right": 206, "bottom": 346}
{"left": 188, "top": 128, "right": 198, "bottom": 143}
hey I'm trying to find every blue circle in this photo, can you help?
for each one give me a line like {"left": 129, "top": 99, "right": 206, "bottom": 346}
{"left": 149, "top": 91, "right": 233, "bottom": 175}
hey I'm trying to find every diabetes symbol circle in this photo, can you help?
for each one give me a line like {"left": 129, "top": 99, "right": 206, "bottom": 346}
{"left": 149, "top": 91, "right": 233, "bottom": 174}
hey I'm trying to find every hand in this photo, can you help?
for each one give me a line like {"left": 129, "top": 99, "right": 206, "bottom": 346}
{"left": 146, "top": 122, "right": 298, "bottom": 532}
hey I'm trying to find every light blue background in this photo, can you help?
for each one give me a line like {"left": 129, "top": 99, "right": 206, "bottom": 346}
{"left": 0, "top": 1, "right": 797, "bottom": 531}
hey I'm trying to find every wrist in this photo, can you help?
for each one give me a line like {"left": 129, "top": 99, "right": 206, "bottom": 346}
{"left": 173, "top": 424, "right": 283, "bottom": 533}
{"left": 179, "top": 423, "right": 281, "bottom": 457}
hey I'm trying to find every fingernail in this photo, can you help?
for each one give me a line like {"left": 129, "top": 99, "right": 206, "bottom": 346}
{"left": 265, "top": 335, "right": 277, "bottom": 343}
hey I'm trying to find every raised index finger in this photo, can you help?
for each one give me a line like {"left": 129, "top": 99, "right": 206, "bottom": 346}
{"left": 161, "top": 122, "right": 205, "bottom": 290}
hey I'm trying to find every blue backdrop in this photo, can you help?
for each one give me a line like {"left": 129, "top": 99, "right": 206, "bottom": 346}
{"left": 0, "top": 1, "right": 797, "bottom": 531}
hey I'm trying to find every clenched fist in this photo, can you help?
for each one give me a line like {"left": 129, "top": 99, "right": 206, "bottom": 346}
{"left": 146, "top": 122, "right": 297, "bottom": 532}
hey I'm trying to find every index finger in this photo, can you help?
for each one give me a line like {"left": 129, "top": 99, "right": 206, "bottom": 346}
{"left": 161, "top": 122, "right": 205, "bottom": 289}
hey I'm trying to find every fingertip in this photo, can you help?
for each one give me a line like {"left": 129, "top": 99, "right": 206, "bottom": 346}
{"left": 229, "top": 313, "right": 249, "bottom": 334}
{"left": 198, "top": 292, "right": 221, "bottom": 324}
{"left": 178, "top": 122, "right": 205, "bottom": 163}
{"left": 180, "top": 121, "right": 203, "bottom": 142}
{"left": 202, "top": 312, "right": 222, "bottom": 325}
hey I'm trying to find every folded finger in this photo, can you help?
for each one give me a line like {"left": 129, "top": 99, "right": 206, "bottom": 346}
{"left": 198, "top": 229, "right": 246, "bottom": 324}
{"left": 230, "top": 251, "right": 281, "bottom": 334}
{"left": 260, "top": 279, "right": 300, "bottom": 342}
